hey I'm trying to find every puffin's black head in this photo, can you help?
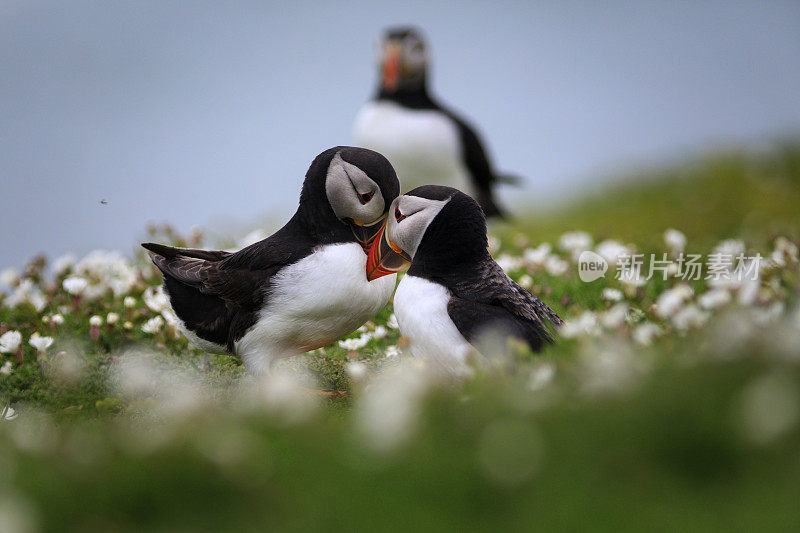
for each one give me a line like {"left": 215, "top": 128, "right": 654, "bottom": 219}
{"left": 366, "top": 185, "right": 488, "bottom": 281}
{"left": 300, "top": 146, "right": 400, "bottom": 252}
{"left": 378, "top": 26, "right": 428, "bottom": 94}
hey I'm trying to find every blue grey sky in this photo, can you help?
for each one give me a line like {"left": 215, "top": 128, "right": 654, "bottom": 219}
{"left": 2, "top": 1, "right": 799, "bottom": 270}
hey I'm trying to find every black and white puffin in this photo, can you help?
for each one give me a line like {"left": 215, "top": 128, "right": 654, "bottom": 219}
{"left": 142, "top": 147, "right": 400, "bottom": 375}
{"left": 353, "top": 27, "right": 518, "bottom": 217}
{"left": 365, "top": 185, "right": 562, "bottom": 371}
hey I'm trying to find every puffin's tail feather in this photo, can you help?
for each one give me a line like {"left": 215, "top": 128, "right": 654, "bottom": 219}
{"left": 141, "top": 243, "right": 230, "bottom": 287}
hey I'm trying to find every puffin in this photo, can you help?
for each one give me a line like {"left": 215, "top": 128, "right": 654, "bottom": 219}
{"left": 353, "top": 26, "right": 519, "bottom": 217}
{"left": 142, "top": 146, "right": 400, "bottom": 375}
{"left": 365, "top": 185, "right": 562, "bottom": 371}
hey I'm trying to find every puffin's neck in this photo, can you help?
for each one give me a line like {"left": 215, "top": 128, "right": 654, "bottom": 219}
{"left": 292, "top": 200, "right": 353, "bottom": 246}
{"left": 407, "top": 245, "right": 492, "bottom": 289}
{"left": 375, "top": 75, "right": 437, "bottom": 110}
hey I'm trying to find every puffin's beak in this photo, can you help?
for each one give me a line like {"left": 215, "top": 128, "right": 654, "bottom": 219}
{"left": 382, "top": 44, "right": 401, "bottom": 91}
{"left": 366, "top": 220, "right": 411, "bottom": 281}
{"left": 349, "top": 215, "right": 386, "bottom": 254}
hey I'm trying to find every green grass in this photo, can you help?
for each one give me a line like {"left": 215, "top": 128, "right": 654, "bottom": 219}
{"left": 1, "top": 142, "right": 799, "bottom": 532}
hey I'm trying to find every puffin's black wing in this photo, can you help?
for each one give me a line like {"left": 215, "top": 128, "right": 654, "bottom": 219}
{"left": 141, "top": 238, "right": 298, "bottom": 348}
{"left": 447, "top": 262, "right": 563, "bottom": 352}
{"left": 440, "top": 110, "right": 506, "bottom": 217}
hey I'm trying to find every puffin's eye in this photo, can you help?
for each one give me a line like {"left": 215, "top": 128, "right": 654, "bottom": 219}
{"left": 359, "top": 191, "right": 374, "bottom": 204}
{"left": 394, "top": 207, "right": 406, "bottom": 222}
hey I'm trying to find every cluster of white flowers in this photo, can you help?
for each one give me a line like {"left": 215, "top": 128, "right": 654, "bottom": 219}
{"left": 58, "top": 250, "right": 138, "bottom": 300}
{"left": 5, "top": 279, "right": 47, "bottom": 311}
{"left": 0, "top": 329, "right": 54, "bottom": 359}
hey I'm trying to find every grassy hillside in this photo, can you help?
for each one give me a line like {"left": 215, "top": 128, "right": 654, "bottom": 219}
{"left": 1, "top": 143, "right": 799, "bottom": 532}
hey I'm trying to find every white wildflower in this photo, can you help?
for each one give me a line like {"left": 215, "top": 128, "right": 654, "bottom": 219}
{"left": 6, "top": 279, "right": 46, "bottom": 311}
{"left": 89, "top": 315, "right": 103, "bottom": 327}
{"left": 50, "top": 313, "right": 65, "bottom": 326}
{"left": 123, "top": 296, "right": 137, "bottom": 308}
{"left": 655, "top": 283, "right": 693, "bottom": 318}
{"left": 528, "top": 362, "right": 556, "bottom": 391}
{"left": 770, "top": 236, "right": 798, "bottom": 266}
{"left": 560, "top": 311, "right": 600, "bottom": 338}
{"left": 487, "top": 236, "right": 500, "bottom": 255}
{"left": 544, "top": 256, "right": 568, "bottom": 276}
{"left": 62, "top": 276, "right": 88, "bottom": 296}
{"left": 386, "top": 314, "right": 399, "bottom": 329}
{"left": 141, "top": 316, "right": 164, "bottom": 334}
{"left": 496, "top": 254, "right": 522, "bottom": 273}
{"left": 736, "top": 278, "right": 760, "bottom": 306}
{"left": 595, "top": 240, "right": 630, "bottom": 265}
{"left": 143, "top": 286, "right": 170, "bottom": 313}
{"left": 601, "top": 303, "right": 628, "bottom": 329}
{"left": 672, "top": 304, "right": 709, "bottom": 331}
{"left": 72, "top": 250, "right": 137, "bottom": 298}
{"left": 0, "top": 361, "right": 13, "bottom": 376}
{"left": 752, "top": 301, "right": 785, "bottom": 324}
{"left": 106, "top": 312, "right": 120, "bottom": 325}
{"left": 384, "top": 345, "right": 401, "bottom": 358}
{"left": 345, "top": 361, "right": 368, "bottom": 381}
{"left": 52, "top": 253, "right": 77, "bottom": 276}
{"left": 0, "top": 331, "right": 22, "bottom": 353}
{"left": 558, "top": 231, "right": 593, "bottom": 260}
{"left": 522, "top": 243, "right": 552, "bottom": 268}
{"left": 713, "top": 239, "right": 745, "bottom": 258}
{"left": 632, "top": 322, "right": 662, "bottom": 346}
{"left": 29, "top": 333, "right": 54, "bottom": 353}
{"left": 518, "top": 274, "right": 533, "bottom": 289}
{"left": 698, "top": 289, "right": 731, "bottom": 310}
{"left": 664, "top": 229, "right": 687, "bottom": 254}
{"left": 372, "top": 325, "right": 388, "bottom": 340}
{"left": 601, "top": 288, "right": 624, "bottom": 302}
{"left": 1, "top": 404, "right": 17, "bottom": 420}
{"left": 339, "top": 336, "right": 369, "bottom": 351}
{"left": 0, "top": 268, "right": 20, "bottom": 287}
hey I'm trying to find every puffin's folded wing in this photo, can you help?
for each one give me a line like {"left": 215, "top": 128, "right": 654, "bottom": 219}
{"left": 447, "top": 295, "right": 554, "bottom": 352}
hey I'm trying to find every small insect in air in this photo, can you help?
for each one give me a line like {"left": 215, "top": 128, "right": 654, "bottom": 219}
{"left": 100, "top": 199, "right": 108, "bottom": 205}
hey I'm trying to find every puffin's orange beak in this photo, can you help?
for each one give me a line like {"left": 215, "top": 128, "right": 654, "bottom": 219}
{"left": 349, "top": 215, "right": 385, "bottom": 254}
{"left": 382, "top": 44, "right": 401, "bottom": 91}
{"left": 366, "top": 220, "right": 411, "bottom": 281}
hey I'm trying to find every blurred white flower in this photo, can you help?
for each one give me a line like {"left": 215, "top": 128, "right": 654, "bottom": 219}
{"left": 518, "top": 274, "right": 533, "bottom": 289}
{"left": 655, "top": 283, "right": 693, "bottom": 318}
{"left": 663, "top": 229, "right": 687, "bottom": 254}
{"left": 544, "top": 256, "right": 569, "bottom": 276}
{"left": 713, "top": 238, "right": 745, "bottom": 258}
{"left": 106, "top": 312, "right": 120, "bottom": 325}
{"left": 62, "top": 276, "right": 88, "bottom": 296}
{"left": 237, "top": 228, "right": 268, "bottom": 249}
{"left": 739, "top": 373, "right": 799, "bottom": 445}
{"left": 0, "top": 331, "right": 22, "bottom": 353}
{"left": 345, "top": 361, "right": 368, "bottom": 381}
{"left": 1, "top": 404, "right": 17, "bottom": 419}
{"left": 528, "top": 361, "right": 556, "bottom": 391}
{"left": 752, "top": 301, "right": 785, "bottom": 324}
{"left": 384, "top": 345, "right": 401, "bottom": 358}
{"left": 29, "top": 333, "right": 54, "bottom": 353}
{"left": 50, "top": 313, "right": 65, "bottom": 326}
{"left": 595, "top": 240, "right": 630, "bottom": 265}
{"left": 601, "top": 303, "right": 628, "bottom": 329}
{"left": 0, "top": 361, "right": 13, "bottom": 376}
{"left": 770, "top": 236, "right": 798, "bottom": 266}
{"left": 72, "top": 250, "right": 137, "bottom": 299}
{"left": 89, "top": 315, "right": 103, "bottom": 327}
{"left": 6, "top": 279, "right": 46, "bottom": 311}
{"left": 601, "top": 288, "right": 624, "bottom": 302}
{"left": 339, "top": 336, "right": 369, "bottom": 351}
{"left": 496, "top": 254, "right": 522, "bottom": 273}
{"left": 558, "top": 231, "right": 593, "bottom": 260}
{"left": 672, "top": 304, "right": 709, "bottom": 331}
{"left": 0, "top": 268, "right": 20, "bottom": 286}
{"left": 522, "top": 243, "right": 551, "bottom": 268}
{"left": 698, "top": 288, "right": 731, "bottom": 310}
{"left": 123, "top": 296, "right": 137, "bottom": 308}
{"left": 143, "top": 286, "right": 170, "bottom": 313}
{"left": 52, "top": 253, "right": 76, "bottom": 276}
{"left": 141, "top": 316, "right": 164, "bottom": 334}
{"left": 372, "top": 325, "right": 388, "bottom": 340}
{"left": 386, "top": 314, "right": 399, "bottom": 329}
{"left": 487, "top": 236, "right": 500, "bottom": 255}
{"left": 561, "top": 311, "right": 600, "bottom": 338}
{"left": 632, "top": 322, "right": 662, "bottom": 346}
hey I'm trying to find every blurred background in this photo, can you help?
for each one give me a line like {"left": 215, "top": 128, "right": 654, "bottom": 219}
{"left": 2, "top": 1, "right": 799, "bottom": 268}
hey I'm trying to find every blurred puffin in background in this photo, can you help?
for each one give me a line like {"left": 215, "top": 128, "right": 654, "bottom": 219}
{"left": 143, "top": 147, "right": 400, "bottom": 375}
{"left": 354, "top": 26, "right": 520, "bottom": 218}
{"left": 365, "top": 185, "right": 562, "bottom": 372}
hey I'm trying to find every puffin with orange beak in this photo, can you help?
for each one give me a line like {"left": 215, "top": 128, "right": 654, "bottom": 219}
{"left": 354, "top": 27, "right": 519, "bottom": 217}
{"left": 367, "top": 185, "right": 562, "bottom": 372}
{"left": 142, "top": 147, "right": 400, "bottom": 375}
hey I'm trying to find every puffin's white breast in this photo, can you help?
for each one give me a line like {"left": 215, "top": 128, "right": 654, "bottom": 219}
{"left": 393, "top": 274, "right": 473, "bottom": 373}
{"left": 235, "top": 243, "right": 396, "bottom": 375}
{"left": 353, "top": 101, "right": 473, "bottom": 195}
